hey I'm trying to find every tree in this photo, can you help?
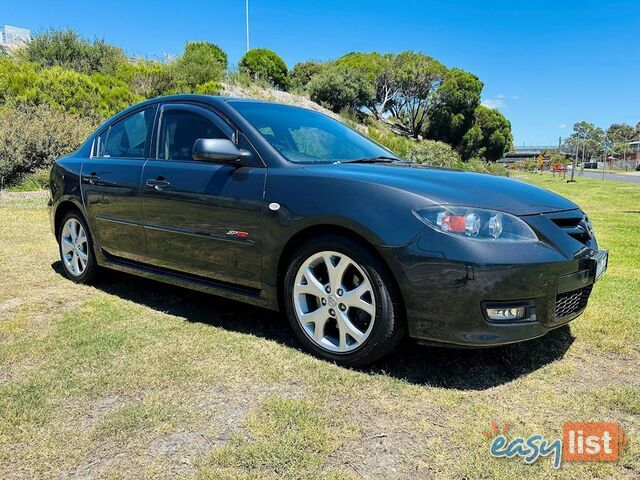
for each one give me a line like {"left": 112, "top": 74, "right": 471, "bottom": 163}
{"left": 239, "top": 49, "right": 288, "bottom": 90}
{"left": 564, "top": 121, "right": 605, "bottom": 160}
{"left": 607, "top": 123, "right": 635, "bottom": 144}
{"left": 606, "top": 123, "right": 636, "bottom": 155}
{"left": 424, "top": 68, "right": 483, "bottom": 148}
{"left": 336, "top": 52, "right": 399, "bottom": 119}
{"left": 172, "top": 42, "right": 227, "bottom": 91}
{"left": 20, "top": 29, "right": 125, "bottom": 75}
{"left": 459, "top": 105, "right": 512, "bottom": 161}
{"left": 308, "top": 66, "right": 374, "bottom": 113}
{"left": 289, "top": 61, "right": 325, "bottom": 91}
{"left": 388, "top": 51, "right": 446, "bottom": 138}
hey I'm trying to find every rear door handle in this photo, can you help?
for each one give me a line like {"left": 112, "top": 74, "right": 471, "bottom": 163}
{"left": 84, "top": 173, "right": 101, "bottom": 184}
{"left": 145, "top": 178, "right": 171, "bottom": 191}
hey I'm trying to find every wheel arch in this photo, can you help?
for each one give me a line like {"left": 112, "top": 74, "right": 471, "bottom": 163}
{"left": 275, "top": 224, "right": 406, "bottom": 317}
{"left": 53, "top": 200, "right": 86, "bottom": 240}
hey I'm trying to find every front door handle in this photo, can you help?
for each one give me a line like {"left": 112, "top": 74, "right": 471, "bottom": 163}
{"left": 145, "top": 178, "right": 171, "bottom": 191}
{"left": 84, "top": 173, "right": 101, "bottom": 184}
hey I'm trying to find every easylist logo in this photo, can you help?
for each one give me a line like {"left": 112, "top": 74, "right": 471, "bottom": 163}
{"left": 488, "top": 421, "right": 629, "bottom": 469}
{"left": 563, "top": 422, "right": 625, "bottom": 462}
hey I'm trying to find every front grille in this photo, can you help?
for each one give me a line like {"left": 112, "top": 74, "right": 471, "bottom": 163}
{"left": 548, "top": 212, "right": 592, "bottom": 244}
{"left": 555, "top": 285, "right": 593, "bottom": 319}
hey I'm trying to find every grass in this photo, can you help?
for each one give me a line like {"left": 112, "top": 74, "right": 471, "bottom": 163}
{"left": 0, "top": 172, "right": 638, "bottom": 478}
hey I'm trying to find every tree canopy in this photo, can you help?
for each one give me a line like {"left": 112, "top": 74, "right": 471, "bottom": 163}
{"left": 308, "top": 66, "right": 374, "bottom": 113}
{"left": 564, "top": 121, "right": 605, "bottom": 160}
{"left": 239, "top": 48, "right": 289, "bottom": 90}
{"left": 459, "top": 105, "right": 513, "bottom": 161}
{"left": 391, "top": 51, "right": 447, "bottom": 138}
{"left": 172, "top": 42, "right": 227, "bottom": 90}
{"left": 289, "top": 61, "right": 325, "bottom": 91}
{"left": 424, "top": 68, "right": 483, "bottom": 148}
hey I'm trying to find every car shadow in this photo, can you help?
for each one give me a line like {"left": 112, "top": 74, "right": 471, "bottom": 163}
{"left": 52, "top": 262, "right": 574, "bottom": 391}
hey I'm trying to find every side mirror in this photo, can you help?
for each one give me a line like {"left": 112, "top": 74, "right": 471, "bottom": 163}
{"left": 192, "top": 138, "right": 250, "bottom": 163}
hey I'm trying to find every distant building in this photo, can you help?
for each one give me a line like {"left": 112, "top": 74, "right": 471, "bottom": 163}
{"left": 0, "top": 24, "right": 31, "bottom": 49}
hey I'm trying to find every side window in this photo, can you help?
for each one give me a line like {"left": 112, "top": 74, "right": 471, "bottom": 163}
{"left": 104, "top": 107, "right": 155, "bottom": 158}
{"left": 159, "top": 109, "right": 228, "bottom": 161}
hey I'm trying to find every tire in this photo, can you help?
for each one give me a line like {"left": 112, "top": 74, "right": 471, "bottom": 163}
{"left": 58, "top": 210, "right": 98, "bottom": 283}
{"left": 283, "top": 234, "right": 404, "bottom": 367}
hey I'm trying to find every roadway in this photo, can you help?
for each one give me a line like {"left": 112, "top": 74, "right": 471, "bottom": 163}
{"left": 575, "top": 170, "right": 640, "bottom": 184}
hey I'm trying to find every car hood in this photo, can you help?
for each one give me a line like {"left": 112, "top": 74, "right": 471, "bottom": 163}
{"left": 303, "top": 163, "right": 578, "bottom": 216}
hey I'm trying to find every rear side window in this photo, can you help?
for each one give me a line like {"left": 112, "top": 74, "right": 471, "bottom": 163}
{"left": 103, "top": 107, "right": 156, "bottom": 158}
{"left": 159, "top": 109, "right": 228, "bottom": 161}
{"left": 93, "top": 130, "right": 107, "bottom": 157}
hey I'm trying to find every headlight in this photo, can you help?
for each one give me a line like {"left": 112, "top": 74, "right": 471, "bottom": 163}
{"left": 414, "top": 206, "right": 538, "bottom": 242}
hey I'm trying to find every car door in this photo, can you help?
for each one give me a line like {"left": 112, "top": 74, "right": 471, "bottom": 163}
{"left": 141, "top": 103, "right": 266, "bottom": 290}
{"left": 81, "top": 105, "right": 157, "bottom": 263}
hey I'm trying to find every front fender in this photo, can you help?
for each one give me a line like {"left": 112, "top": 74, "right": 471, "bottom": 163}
{"left": 261, "top": 167, "right": 427, "bottom": 288}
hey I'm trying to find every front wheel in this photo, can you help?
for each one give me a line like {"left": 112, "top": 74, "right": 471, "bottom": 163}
{"left": 283, "top": 235, "right": 404, "bottom": 367}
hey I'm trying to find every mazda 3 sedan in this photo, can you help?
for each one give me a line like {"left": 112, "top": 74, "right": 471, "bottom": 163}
{"left": 49, "top": 95, "right": 608, "bottom": 366}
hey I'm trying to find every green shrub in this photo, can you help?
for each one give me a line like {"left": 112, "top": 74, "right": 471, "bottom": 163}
{"left": 0, "top": 58, "right": 141, "bottom": 119}
{"left": 20, "top": 29, "right": 126, "bottom": 75}
{"left": 172, "top": 42, "right": 227, "bottom": 91}
{"left": 523, "top": 159, "right": 536, "bottom": 172}
{"left": 90, "top": 73, "right": 143, "bottom": 117}
{"left": 239, "top": 49, "right": 289, "bottom": 90}
{"left": 6, "top": 169, "right": 50, "bottom": 191}
{"left": 0, "top": 103, "right": 96, "bottom": 186}
{"left": 33, "top": 67, "right": 101, "bottom": 116}
{"left": 194, "top": 81, "right": 223, "bottom": 95}
{"left": 116, "top": 60, "right": 175, "bottom": 98}
{"left": 366, "top": 122, "right": 416, "bottom": 158}
{"left": 464, "top": 157, "right": 509, "bottom": 176}
{"left": 0, "top": 58, "right": 39, "bottom": 104}
{"left": 308, "top": 66, "right": 374, "bottom": 113}
{"left": 407, "top": 140, "right": 463, "bottom": 168}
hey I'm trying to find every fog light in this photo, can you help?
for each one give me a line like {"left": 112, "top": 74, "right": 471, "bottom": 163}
{"left": 486, "top": 306, "right": 527, "bottom": 321}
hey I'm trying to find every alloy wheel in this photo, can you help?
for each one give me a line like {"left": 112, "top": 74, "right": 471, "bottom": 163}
{"left": 60, "top": 218, "right": 89, "bottom": 276}
{"left": 292, "top": 251, "right": 376, "bottom": 353}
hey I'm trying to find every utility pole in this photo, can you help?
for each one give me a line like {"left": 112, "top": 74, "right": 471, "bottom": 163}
{"left": 245, "top": 0, "right": 250, "bottom": 53}
{"left": 602, "top": 137, "right": 607, "bottom": 181}
{"left": 569, "top": 140, "right": 578, "bottom": 182}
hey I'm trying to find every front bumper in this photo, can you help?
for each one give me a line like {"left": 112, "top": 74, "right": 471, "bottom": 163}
{"left": 382, "top": 232, "right": 606, "bottom": 347}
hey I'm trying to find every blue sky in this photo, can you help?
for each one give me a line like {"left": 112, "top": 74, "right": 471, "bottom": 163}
{"left": 4, "top": 0, "right": 639, "bottom": 145}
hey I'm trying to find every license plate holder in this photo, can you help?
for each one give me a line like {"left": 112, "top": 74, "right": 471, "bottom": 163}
{"left": 592, "top": 250, "right": 608, "bottom": 280}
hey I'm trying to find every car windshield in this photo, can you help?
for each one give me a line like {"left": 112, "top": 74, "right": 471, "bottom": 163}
{"left": 230, "top": 101, "right": 396, "bottom": 164}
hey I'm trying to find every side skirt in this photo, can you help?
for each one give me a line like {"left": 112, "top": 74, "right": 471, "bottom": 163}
{"left": 96, "top": 249, "right": 279, "bottom": 311}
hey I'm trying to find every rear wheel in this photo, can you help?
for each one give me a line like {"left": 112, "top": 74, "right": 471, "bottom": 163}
{"left": 58, "top": 211, "right": 98, "bottom": 283}
{"left": 284, "top": 235, "right": 404, "bottom": 366}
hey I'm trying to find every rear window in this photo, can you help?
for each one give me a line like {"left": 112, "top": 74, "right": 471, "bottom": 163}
{"left": 102, "top": 107, "right": 156, "bottom": 158}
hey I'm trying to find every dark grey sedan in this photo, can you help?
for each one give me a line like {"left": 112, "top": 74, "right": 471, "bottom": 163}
{"left": 49, "top": 95, "right": 608, "bottom": 366}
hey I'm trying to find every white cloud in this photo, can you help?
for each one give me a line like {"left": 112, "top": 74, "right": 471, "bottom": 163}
{"left": 559, "top": 124, "right": 567, "bottom": 129}
{"left": 481, "top": 98, "right": 506, "bottom": 110}
{"left": 510, "top": 95, "right": 519, "bottom": 100}
{"left": 497, "top": 94, "right": 505, "bottom": 99}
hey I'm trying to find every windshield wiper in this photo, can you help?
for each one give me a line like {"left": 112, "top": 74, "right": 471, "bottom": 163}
{"left": 333, "top": 156, "right": 400, "bottom": 164}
